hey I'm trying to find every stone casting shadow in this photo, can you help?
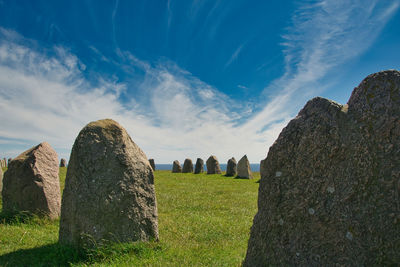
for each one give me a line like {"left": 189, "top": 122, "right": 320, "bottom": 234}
{"left": 0, "top": 243, "right": 85, "bottom": 266}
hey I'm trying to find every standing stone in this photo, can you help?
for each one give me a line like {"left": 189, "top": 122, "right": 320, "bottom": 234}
{"left": 59, "top": 119, "right": 158, "bottom": 247}
{"left": 172, "top": 160, "right": 182, "bottom": 173}
{"left": 1, "top": 142, "right": 61, "bottom": 219}
{"left": 260, "top": 159, "right": 267, "bottom": 178}
{"left": 3, "top": 158, "right": 6, "bottom": 167}
{"left": 226, "top": 157, "right": 237, "bottom": 176}
{"left": 60, "top": 158, "right": 67, "bottom": 167}
{"left": 0, "top": 159, "right": 3, "bottom": 168}
{"left": 7, "top": 158, "right": 12, "bottom": 166}
{"left": 244, "top": 70, "right": 400, "bottom": 266}
{"left": 237, "top": 155, "right": 253, "bottom": 179}
{"left": 182, "top": 158, "right": 193, "bottom": 173}
{"left": 194, "top": 158, "right": 204, "bottom": 174}
{"left": 149, "top": 159, "right": 156, "bottom": 171}
{"left": 0, "top": 167, "right": 3, "bottom": 193}
{"left": 206, "top": 155, "right": 222, "bottom": 174}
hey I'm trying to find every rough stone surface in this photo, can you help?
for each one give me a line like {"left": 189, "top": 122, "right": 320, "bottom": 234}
{"left": 1, "top": 142, "right": 61, "bottom": 218}
{"left": 194, "top": 158, "right": 204, "bottom": 174}
{"left": 59, "top": 119, "right": 158, "bottom": 247}
{"left": 149, "top": 159, "right": 156, "bottom": 171}
{"left": 0, "top": 167, "right": 3, "bottom": 193}
{"left": 172, "top": 160, "right": 182, "bottom": 173}
{"left": 244, "top": 70, "right": 400, "bottom": 266}
{"left": 182, "top": 158, "right": 193, "bottom": 173}
{"left": 226, "top": 157, "right": 237, "bottom": 176}
{"left": 260, "top": 159, "right": 267, "bottom": 178}
{"left": 206, "top": 155, "right": 222, "bottom": 174}
{"left": 237, "top": 155, "right": 253, "bottom": 179}
{"left": 60, "top": 158, "right": 67, "bottom": 167}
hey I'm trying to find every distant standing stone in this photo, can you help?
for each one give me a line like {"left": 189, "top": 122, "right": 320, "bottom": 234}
{"left": 3, "top": 158, "right": 6, "bottom": 167}
{"left": 59, "top": 119, "right": 158, "bottom": 247}
{"left": 2, "top": 142, "right": 61, "bottom": 219}
{"left": 7, "top": 158, "right": 12, "bottom": 166}
{"left": 60, "top": 158, "right": 67, "bottom": 167}
{"left": 237, "top": 155, "right": 253, "bottom": 179}
{"left": 226, "top": 157, "right": 237, "bottom": 176}
{"left": 194, "top": 158, "right": 204, "bottom": 174}
{"left": 206, "top": 155, "right": 222, "bottom": 174}
{"left": 182, "top": 158, "right": 193, "bottom": 173}
{"left": 149, "top": 159, "right": 156, "bottom": 171}
{"left": 172, "top": 160, "right": 182, "bottom": 173}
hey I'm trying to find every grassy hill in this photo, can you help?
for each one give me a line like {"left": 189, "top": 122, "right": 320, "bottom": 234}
{"left": 0, "top": 168, "right": 259, "bottom": 266}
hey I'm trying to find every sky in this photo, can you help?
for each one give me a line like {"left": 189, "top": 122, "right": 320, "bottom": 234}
{"left": 0, "top": 0, "right": 399, "bottom": 164}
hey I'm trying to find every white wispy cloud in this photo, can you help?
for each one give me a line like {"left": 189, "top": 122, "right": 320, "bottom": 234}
{"left": 224, "top": 44, "right": 244, "bottom": 68}
{"left": 0, "top": 0, "right": 398, "bottom": 164}
{"left": 242, "top": 0, "right": 399, "bottom": 134}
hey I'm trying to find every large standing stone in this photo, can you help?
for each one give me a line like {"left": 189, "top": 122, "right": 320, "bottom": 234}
{"left": 182, "top": 158, "right": 193, "bottom": 173}
{"left": 172, "top": 160, "right": 182, "bottom": 173}
{"left": 226, "top": 157, "right": 237, "bottom": 176}
{"left": 60, "top": 158, "right": 67, "bottom": 167}
{"left": 1, "top": 142, "right": 61, "bottom": 218}
{"left": 59, "top": 119, "right": 158, "bottom": 247}
{"left": 259, "top": 159, "right": 267, "bottom": 178}
{"left": 149, "top": 159, "right": 156, "bottom": 171}
{"left": 237, "top": 155, "right": 253, "bottom": 179}
{"left": 244, "top": 70, "right": 400, "bottom": 266}
{"left": 206, "top": 155, "right": 222, "bottom": 174}
{"left": 194, "top": 158, "right": 204, "bottom": 174}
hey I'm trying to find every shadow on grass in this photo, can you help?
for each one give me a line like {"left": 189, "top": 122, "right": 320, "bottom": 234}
{"left": 0, "top": 243, "right": 85, "bottom": 266}
{"left": 0, "top": 240, "right": 163, "bottom": 266}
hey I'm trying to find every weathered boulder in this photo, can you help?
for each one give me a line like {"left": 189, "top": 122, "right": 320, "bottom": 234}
{"left": 59, "top": 119, "right": 158, "bottom": 247}
{"left": 206, "top": 155, "right": 222, "bottom": 174}
{"left": 182, "top": 158, "right": 193, "bottom": 173}
{"left": 237, "top": 155, "right": 253, "bottom": 179}
{"left": 244, "top": 70, "right": 400, "bottom": 266}
{"left": 149, "top": 159, "right": 156, "bottom": 171}
{"left": 194, "top": 158, "right": 204, "bottom": 174}
{"left": 172, "top": 160, "right": 182, "bottom": 173}
{"left": 226, "top": 157, "right": 237, "bottom": 176}
{"left": 1, "top": 142, "right": 61, "bottom": 218}
{"left": 60, "top": 158, "right": 67, "bottom": 167}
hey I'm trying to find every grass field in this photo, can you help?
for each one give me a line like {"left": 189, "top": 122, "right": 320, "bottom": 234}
{"left": 0, "top": 168, "right": 259, "bottom": 266}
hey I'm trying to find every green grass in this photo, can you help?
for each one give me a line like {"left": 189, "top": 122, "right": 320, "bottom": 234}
{"left": 0, "top": 168, "right": 259, "bottom": 266}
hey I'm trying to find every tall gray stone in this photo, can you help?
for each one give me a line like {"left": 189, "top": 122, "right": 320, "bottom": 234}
{"left": 194, "top": 158, "right": 204, "bottom": 174}
{"left": 244, "top": 70, "right": 400, "bottom": 266}
{"left": 59, "top": 119, "right": 158, "bottom": 247}
{"left": 149, "top": 159, "right": 156, "bottom": 171}
{"left": 1, "top": 142, "right": 61, "bottom": 219}
{"left": 182, "top": 158, "right": 193, "bottom": 173}
{"left": 237, "top": 155, "right": 253, "bottom": 179}
{"left": 172, "top": 160, "right": 182, "bottom": 173}
{"left": 206, "top": 155, "right": 222, "bottom": 174}
{"left": 60, "top": 158, "right": 67, "bottom": 167}
{"left": 226, "top": 157, "right": 237, "bottom": 176}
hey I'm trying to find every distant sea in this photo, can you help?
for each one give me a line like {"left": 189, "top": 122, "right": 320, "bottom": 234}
{"left": 155, "top": 163, "right": 260, "bottom": 172}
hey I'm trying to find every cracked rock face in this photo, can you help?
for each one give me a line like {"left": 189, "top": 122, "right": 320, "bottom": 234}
{"left": 1, "top": 142, "right": 61, "bottom": 219}
{"left": 59, "top": 119, "right": 158, "bottom": 247}
{"left": 244, "top": 70, "right": 400, "bottom": 266}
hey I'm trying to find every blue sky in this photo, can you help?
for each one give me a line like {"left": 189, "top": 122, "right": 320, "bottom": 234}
{"left": 0, "top": 0, "right": 399, "bottom": 163}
